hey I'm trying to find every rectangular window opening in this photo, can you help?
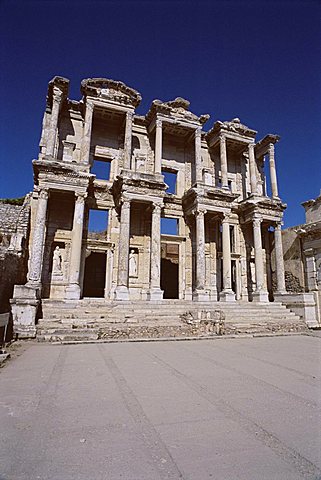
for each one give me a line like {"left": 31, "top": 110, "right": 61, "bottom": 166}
{"left": 91, "top": 159, "right": 111, "bottom": 181}
{"left": 88, "top": 209, "right": 109, "bottom": 239}
{"left": 161, "top": 217, "right": 178, "bottom": 235}
{"left": 162, "top": 170, "right": 177, "bottom": 195}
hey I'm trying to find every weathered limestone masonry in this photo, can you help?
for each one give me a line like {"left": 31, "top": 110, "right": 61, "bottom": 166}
{"left": 0, "top": 197, "right": 31, "bottom": 335}
{"left": 10, "top": 76, "right": 308, "bottom": 339}
{"left": 280, "top": 194, "right": 321, "bottom": 327}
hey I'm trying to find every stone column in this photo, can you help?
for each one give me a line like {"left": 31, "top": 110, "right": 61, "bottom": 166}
{"left": 46, "top": 87, "right": 63, "bottom": 158}
{"left": 220, "top": 135, "right": 228, "bottom": 188}
{"left": 248, "top": 143, "right": 258, "bottom": 195}
{"left": 193, "top": 209, "right": 209, "bottom": 301}
{"left": 252, "top": 217, "right": 269, "bottom": 302}
{"left": 219, "top": 214, "right": 235, "bottom": 301}
{"left": 154, "top": 118, "right": 162, "bottom": 174}
{"left": 268, "top": 143, "right": 279, "bottom": 198}
{"left": 80, "top": 101, "right": 94, "bottom": 165}
{"left": 27, "top": 189, "right": 49, "bottom": 286}
{"left": 123, "top": 111, "right": 133, "bottom": 170}
{"left": 274, "top": 222, "right": 286, "bottom": 293}
{"left": 65, "top": 193, "right": 86, "bottom": 299}
{"left": 115, "top": 199, "right": 131, "bottom": 300}
{"left": 148, "top": 203, "right": 163, "bottom": 300}
{"left": 195, "top": 127, "right": 202, "bottom": 183}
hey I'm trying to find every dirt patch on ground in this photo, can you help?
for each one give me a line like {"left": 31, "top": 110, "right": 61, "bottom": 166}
{"left": 0, "top": 340, "right": 35, "bottom": 369}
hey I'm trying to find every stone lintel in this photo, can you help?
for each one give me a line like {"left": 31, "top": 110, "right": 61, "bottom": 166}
{"left": 255, "top": 134, "right": 280, "bottom": 158}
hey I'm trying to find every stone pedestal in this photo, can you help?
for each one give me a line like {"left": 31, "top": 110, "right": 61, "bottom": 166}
{"left": 11, "top": 285, "right": 40, "bottom": 338}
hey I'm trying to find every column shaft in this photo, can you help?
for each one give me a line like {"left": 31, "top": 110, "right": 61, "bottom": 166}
{"left": 80, "top": 101, "right": 94, "bottom": 164}
{"left": 28, "top": 189, "right": 49, "bottom": 285}
{"left": 148, "top": 203, "right": 163, "bottom": 300}
{"left": 46, "top": 87, "right": 63, "bottom": 157}
{"left": 220, "top": 215, "right": 235, "bottom": 301}
{"left": 195, "top": 128, "right": 202, "bottom": 183}
{"left": 274, "top": 223, "right": 286, "bottom": 292}
{"left": 248, "top": 144, "right": 258, "bottom": 194}
{"left": 124, "top": 111, "right": 133, "bottom": 170}
{"left": 220, "top": 135, "right": 228, "bottom": 188}
{"left": 115, "top": 200, "right": 131, "bottom": 300}
{"left": 222, "top": 217, "right": 232, "bottom": 291}
{"left": 65, "top": 194, "right": 86, "bottom": 299}
{"left": 269, "top": 143, "right": 279, "bottom": 198}
{"left": 155, "top": 119, "right": 162, "bottom": 174}
{"left": 195, "top": 210, "right": 206, "bottom": 289}
{"left": 252, "top": 217, "right": 269, "bottom": 301}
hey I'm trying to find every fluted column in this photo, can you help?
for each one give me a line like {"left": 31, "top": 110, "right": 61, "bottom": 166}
{"left": 274, "top": 222, "right": 286, "bottom": 293}
{"left": 65, "top": 193, "right": 86, "bottom": 299}
{"left": 148, "top": 203, "right": 163, "bottom": 300}
{"left": 219, "top": 214, "right": 235, "bottom": 301}
{"left": 220, "top": 135, "right": 228, "bottom": 188}
{"left": 193, "top": 209, "right": 209, "bottom": 301}
{"left": 268, "top": 143, "right": 279, "bottom": 198}
{"left": 155, "top": 118, "right": 162, "bottom": 174}
{"left": 46, "top": 87, "right": 63, "bottom": 157}
{"left": 252, "top": 217, "right": 269, "bottom": 302}
{"left": 80, "top": 101, "right": 94, "bottom": 165}
{"left": 27, "top": 189, "right": 49, "bottom": 286}
{"left": 124, "top": 111, "right": 133, "bottom": 170}
{"left": 248, "top": 143, "right": 258, "bottom": 195}
{"left": 195, "top": 127, "right": 202, "bottom": 183}
{"left": 115, "top": 199, "right": 131, "bottom": 300}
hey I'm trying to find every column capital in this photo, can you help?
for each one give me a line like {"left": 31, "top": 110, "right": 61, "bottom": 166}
{"left": 156, "top": 118, "right": 162, "bottom": 128}
{"left": 75, "top": 192, "right": 87, "bottom": 204}
{"left": 195, "top": 127, "right": 202, "bottom": 139}
{"left": 195, "top": 208, "right": 206, "bottom": 218}
{"left": 222, "top": 212, "right": 231, "bottom": 223}
{"left": 219, "top": 134, "right": 226, "bottom": 142}
{"left": 274, "top": 221, "right": 283, "bottom": 231}
{"left": 268, "top": 142, "right": 275, "bottom": 154}
{"left": 85, "top": 100, "right": 94, "bottom": 112}
{"left": 152, "top": 202, "right": 163, "bottom": 214}
{"left": 52, "top": 86, "right": 63, "bottom": 103}
{"left": 248, "top": 142, "right": 255, "bottom": 151}
{"left": 38, "top": 188, "right": 49, "bottom": 200}
{"left": 253, "top": 216, "right": 263, "bottom": 228}
{"left": 121, "top": 198, "right": 131, "bottom": 209}
{"left": 126, "top": 110, "right": 134, "bottom": 121}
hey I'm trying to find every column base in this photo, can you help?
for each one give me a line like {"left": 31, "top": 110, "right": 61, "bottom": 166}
{"left": 115, "top": 285, "right": 129, "bottom": 301}
{"left": 65, "top": 284, "right": 81, "bottom": 300}
{"left": 219, "top": 289, "right": 236, "bottom": 302}
{"left": 193, "top": 289, "right": 210, "bottom": 302}
{"left": 11, "top": 285, "right": 40, "bottom": 339}
{"left": 147, "top": 288, "right": 164, "bottom": 301}
{"left": 252, "top": 290, "right": 269, "bottom": 302}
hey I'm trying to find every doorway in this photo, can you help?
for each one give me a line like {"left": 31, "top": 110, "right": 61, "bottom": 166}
{"left": 161, "top": 258, "right": 179, "bottom": 299}
{"left": 83, "top": 252, "right": 106, "bottom": 297}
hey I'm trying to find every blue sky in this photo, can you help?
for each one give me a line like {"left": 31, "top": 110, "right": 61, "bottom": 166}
{"left": 1, "top": 0, "right": 320, "bottom": 227}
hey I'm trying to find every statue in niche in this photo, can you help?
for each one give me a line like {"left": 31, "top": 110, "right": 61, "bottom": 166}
{"left": 52, "top": 246, "right": 63, "bottom": 274}
{"left": 129, "top": 249, "right": 138, "bottom": 277}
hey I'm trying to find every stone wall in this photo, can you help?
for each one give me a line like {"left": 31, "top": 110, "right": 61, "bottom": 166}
{"left": 282, "top": 227, "right": 305, "bottom": 292}
{"left": 0, "top": 196, "right": 31, "bottom": 339}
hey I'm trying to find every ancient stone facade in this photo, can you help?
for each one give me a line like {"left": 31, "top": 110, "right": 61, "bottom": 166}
{"left": 281, "top": 194, "right": 321, "bottom": 326}
{"left": 11, "top": 76, "right": 291, "bottom": 337}
{"left": 0, "top": 196, "right": 30, "bottom": 327}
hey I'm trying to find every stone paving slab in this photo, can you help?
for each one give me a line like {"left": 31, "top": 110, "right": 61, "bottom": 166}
{"left": 0, "top": 335, "right": 320, "bottom": 480}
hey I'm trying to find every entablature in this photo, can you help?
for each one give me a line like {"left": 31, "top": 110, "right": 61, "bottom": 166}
{"left": 81, "top": 78, "right": 141, "bottom": 108}
{"left": 255, "top": 134, "right": 280, "bottom": 158}
{"left": 206, "top": 118, "right": 257, "bottom": 149}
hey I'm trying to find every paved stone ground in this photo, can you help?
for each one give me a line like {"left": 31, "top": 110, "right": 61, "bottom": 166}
{"left": 0, "top": 335, "right": 321, "bottom": 480}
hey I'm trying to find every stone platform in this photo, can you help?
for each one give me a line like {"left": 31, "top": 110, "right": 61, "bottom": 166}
{"left": 36, "top": 299, "right": 307, "bottom": 342}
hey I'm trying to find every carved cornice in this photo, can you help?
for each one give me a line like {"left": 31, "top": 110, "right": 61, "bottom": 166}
{"left": 255, "top": 134, "right": 280, "bottom": 157}
{"left": 46, "top": 76, "right": 70, "bottom": 111}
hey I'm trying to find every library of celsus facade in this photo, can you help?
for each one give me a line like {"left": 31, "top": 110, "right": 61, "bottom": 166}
{"left": 11, "top": 76, "right": 292, "bottom": 337}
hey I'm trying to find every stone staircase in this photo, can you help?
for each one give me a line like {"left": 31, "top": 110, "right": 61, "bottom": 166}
{"left": 36, "top": 299, "right": 308, "bottom": 342}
